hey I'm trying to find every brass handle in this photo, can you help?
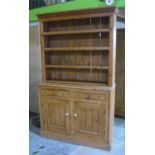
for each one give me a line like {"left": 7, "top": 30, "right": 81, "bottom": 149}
{"left": 65, "top": 112, "right": 69, "bottom": 116}
{"left": 74, "top": 113, "right": 77, "bottom": 117}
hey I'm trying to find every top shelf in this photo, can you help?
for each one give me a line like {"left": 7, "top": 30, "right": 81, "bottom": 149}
{"left": 42, "top": 29, "right": 110, "bottom": 36}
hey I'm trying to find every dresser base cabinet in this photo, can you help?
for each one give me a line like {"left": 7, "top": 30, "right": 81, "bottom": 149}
{"left": 38, "top": 82, "right": 115, "bottom": 150}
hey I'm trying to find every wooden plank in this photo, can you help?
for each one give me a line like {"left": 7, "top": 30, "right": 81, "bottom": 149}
{"left": 39, "top": 20, "right": 46, "bottom": 81}
{"left": 86, "top": 109, "right": 93, "bottom": 131}
{"left": 44, "top": 47, "right": 110, "bottom": 51}
{"left": 39, "top": 81, "right": 114, "bottom": 91}
{"left": 42, "top": 29, "right": 110, "bottom": 35}
{"left": 92, "top": 109, "right": 99, "bottom": 133}
{"left": 115, "top": 29, "right": 125, "bottom": 117}
{"left": 38, "top": 7, "right": 117, "bottom": 22}
{"left": 108, "top": 14, "right": 117, "bottom": 86}
{"left": 45, "top": 65, "right": 109, "bottom": 70}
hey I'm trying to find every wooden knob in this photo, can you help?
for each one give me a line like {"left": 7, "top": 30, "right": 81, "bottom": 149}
{"left": 65, "top": 112, "right": 69, "bottom": 116}
{"left": 74, "top": 113, "right": 77, "bottom": 117}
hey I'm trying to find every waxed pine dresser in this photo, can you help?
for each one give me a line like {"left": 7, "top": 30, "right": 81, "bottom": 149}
{"left": 38, "top": 7, "right": 117, "bottom": 150}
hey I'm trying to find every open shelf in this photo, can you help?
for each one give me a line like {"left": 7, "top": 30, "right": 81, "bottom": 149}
{"left": 42, "top": 29, "right": 110, "bottom": 36}
{"left": 45, "top": 50, "right": 109, "bottom": 66}
{"left": 43, "top": 17, "right": 110, "bottom": 32}
{"left": 43, "top": 32, "right": 109, "bottom": 48}
{"left": 40, "top": 14, "right": 113, "bottom": 85}
{"left": 44, "top": 50, "right": 109, "bottom": 83}
{"left": 45, "top": 68, "right": 108, "bottom": 84}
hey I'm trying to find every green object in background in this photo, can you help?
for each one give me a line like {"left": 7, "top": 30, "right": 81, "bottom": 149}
{"left": 29, "top": 0, "right": 125, "bottom": 22}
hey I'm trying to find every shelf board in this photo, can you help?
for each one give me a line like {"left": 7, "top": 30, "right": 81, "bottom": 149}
{"left": 45, "top": 80, "right": 108, "bottom": 86}
{"left": 44, "top": 80, "right": 108, "bottom": 87}
{"left": 45, "top": 65, "right": 109, "bottom": 70}
{"left": 42, "top": 29, "right": 110, "bottom": 36}
{"left": 43, "top": 47, "right": 109, "bottom": 51}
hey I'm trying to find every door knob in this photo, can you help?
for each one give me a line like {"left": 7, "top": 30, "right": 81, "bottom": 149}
{"left": 65, "top": 112, "right": 69, "bottom": 116}
{"left": 74, "top": 113, "right": 77, "bottom": 117}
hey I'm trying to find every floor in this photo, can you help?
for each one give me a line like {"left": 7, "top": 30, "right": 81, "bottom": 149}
{"left": 29, "top": 112, "right": 125, "bottom": 155}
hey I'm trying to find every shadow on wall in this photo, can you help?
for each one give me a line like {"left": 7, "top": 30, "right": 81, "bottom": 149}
{"left": 29, "top": 23, "right": 42, "bottom": 113}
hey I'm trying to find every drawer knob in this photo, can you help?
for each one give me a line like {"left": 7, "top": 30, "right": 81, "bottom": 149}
{"left": 86, "top": 95, "right": 91, "bottom": 100}
{"left": 65, "top": 112, "right": 69, "bottom": 116}
{"left": 74, "top": 113, "right": 78, "bottom": 117}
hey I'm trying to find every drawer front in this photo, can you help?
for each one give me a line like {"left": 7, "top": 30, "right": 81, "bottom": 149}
{"left": 73, "top": 91, "right": 107, "bottom": 101}
{"left": 40, "top": 89, "right": 70, "bottom": 98}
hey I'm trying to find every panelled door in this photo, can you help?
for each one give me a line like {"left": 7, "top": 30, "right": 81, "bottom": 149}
{"left": 43, "top": 97, "right": 70, "bottom": 135}
{"left": 73, "top": 101, "right": 107, "bottom": 140}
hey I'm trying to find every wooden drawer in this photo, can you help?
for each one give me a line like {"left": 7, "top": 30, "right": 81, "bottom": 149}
{"left": 40, "top": 89, "right": 70, "bottom": 98}
{"left": 73, "top": 91, "right": 107, "bottom": 101}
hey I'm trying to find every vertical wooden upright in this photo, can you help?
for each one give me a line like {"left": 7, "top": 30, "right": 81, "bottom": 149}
{"left": 39, "top": 20, "right": 46, "bottom": 81}
{"left": 115, "top": 29, "right": 125, "bottom": 117}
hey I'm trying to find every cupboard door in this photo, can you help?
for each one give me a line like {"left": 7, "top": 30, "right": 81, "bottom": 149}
{"left": 73, "top": 101, "right": 107, "bottom": 140}
{"left": 43, "top": 97, "right": 70, "bottom": 135}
